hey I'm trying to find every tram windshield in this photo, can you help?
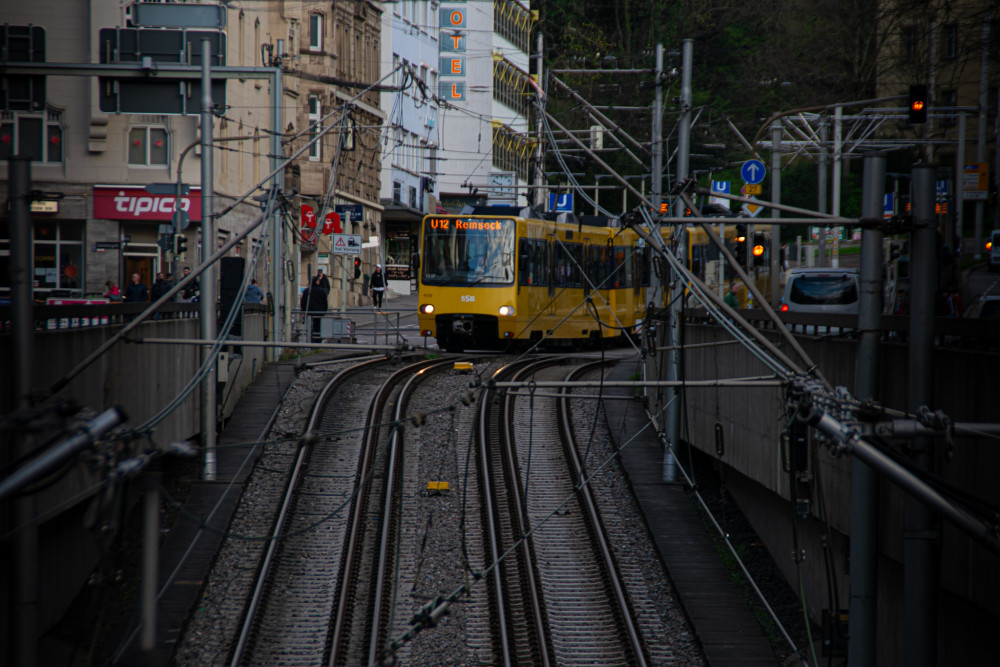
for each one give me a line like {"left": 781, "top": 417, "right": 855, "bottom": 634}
{"left": 421, "top": 217, "right": 515, "bottom": 286}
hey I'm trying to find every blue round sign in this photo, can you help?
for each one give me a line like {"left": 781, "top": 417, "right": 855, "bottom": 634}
{"left": 741, "top": 159, "right": 766, "bottom": 185}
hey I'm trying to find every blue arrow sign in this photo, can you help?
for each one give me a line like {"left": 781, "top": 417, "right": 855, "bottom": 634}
{"left": 741, "top": 159, "right": 766, "bottom": 185}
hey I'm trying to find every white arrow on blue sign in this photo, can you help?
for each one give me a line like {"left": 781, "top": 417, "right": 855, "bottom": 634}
{"left": 741, "top": 159, "right": 766, "bottom": 185}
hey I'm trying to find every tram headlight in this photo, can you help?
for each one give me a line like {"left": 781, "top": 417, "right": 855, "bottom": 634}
{"left": 420, "top": 304, "right": 435, "bottom": 315}
{"left": 498, "top": 305, "right": 515, "bottom": 317}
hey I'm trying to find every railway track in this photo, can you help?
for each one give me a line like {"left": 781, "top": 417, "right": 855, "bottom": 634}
{"left": 179, "top": 353, "right": 700, "bottom": 666}
{"left": 228, "top": 355, "right": 447, "bottom": 666}
{"left": 477, "top": 357, "right": 649, "bottom": 666}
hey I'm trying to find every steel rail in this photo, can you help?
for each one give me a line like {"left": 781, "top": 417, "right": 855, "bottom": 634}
{"left": 367, "top": 358, "right": 457, "bottom": 665}
{"left": 228, "top": 357, "right": 385, "bottom": 667}
{"left": 558, "top": 360, "right": 649, "bottom": 666}
{"left": 499, "top": 360, "right": 572, "bottom": 667}
{"left": 328, "top": 358, "right": 440, "bottom": 666}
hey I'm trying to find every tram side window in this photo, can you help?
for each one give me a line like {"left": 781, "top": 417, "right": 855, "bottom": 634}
{"left": 690, "top": 244, "right": 707, "bottom": 282}
{"left": 518, "top": 238, "right": 547, "bottom": 286}
{"left": 639, "top": 247, "right": 652, "bottom": 287}
{"left": 610, "top": 246, "right": 631, "bottom": 289}
{"left": 553, "top": 241, "right": 582, "bottom": 288}
{"left": 587, "top": 245, "right": 610, "bottom": 289}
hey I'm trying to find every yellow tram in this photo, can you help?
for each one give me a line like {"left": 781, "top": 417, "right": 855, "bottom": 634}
{"left": 415, "top": 211, "right": 769, "bottom": 352}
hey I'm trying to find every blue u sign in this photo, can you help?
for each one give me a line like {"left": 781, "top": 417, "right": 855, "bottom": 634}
{"left": 549, "top": 193, "right": 574, "bottom": 212}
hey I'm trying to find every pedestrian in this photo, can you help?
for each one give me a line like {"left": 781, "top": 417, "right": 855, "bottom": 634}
{"left": 299, "top": 276, "right": 328, "bottom": 313}
{"left": 316, "top": 269, "right": 331, "bottom": 296}
{"left": 244, "top": 278, "right": 265, "bottom": 304}
{"left": 150, "top": 272, "right": 174, "bottom": 302}
{"left": 104, "top": 279, "right": 122, "bottom": 302}
{"left": 124, "top": 272, "right": 149, "bottom": 303}
{"left": 370, "top": 263, "right": 386, "bottom": 309}
{"left": 179, "top": 266, "right": 199, "bottom": 301}
{"left": 724, "top": 281, "right": 741, "bottom": 309}
{"left": 300, "top": 276, "right": 328, "bottom": 342}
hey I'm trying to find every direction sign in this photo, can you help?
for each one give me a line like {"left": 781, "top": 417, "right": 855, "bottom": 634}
{"left": 332, "top": 234, "right": 362, "bottom": 255}
{"left": 741, "top": 197, "right": 763, "bottom": 218}
{"left": 741, "top": 159, "right": 766, "bottom": 185}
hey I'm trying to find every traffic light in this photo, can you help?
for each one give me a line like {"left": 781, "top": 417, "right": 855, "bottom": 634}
{"left": 752, "top": 233, "right": 766, "bottom": 266}
{"left": 908, "top": 84, "right": 928, "bottom": 124}
{"left": 732, "top": 224, "right": 748, "bottom": 267}
{"left": 174, "top": 233, "right": 188, "bottom": 257}
{"left": 354, "top": 257, "right": 361, "bottom": 280}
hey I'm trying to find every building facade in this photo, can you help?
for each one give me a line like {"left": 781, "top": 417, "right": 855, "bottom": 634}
{"left": 0, "top": 0, "right": 274, "bottom": 303}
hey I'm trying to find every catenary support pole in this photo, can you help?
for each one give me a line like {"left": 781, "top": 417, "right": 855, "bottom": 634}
{"left": 955, "top": 113, "right": 966, "bottom": 261}
{"left": 831, "top": 106, "right": 843, "bottom": 267}
{"left": 905, "top": 164, "right": 939, "bottom": 667}
{"left": 270, "top": 41, "right": 284, "bottom": 360}
{"left": 534, "top": 33, "right": 545, "bottom": 209}
{"left": 974, "top": 20, "right": 989, "bottom": 259}
{"left": 9, "top": 156, "right": 39, "bottom": 667}
{"left": 651, "top": 43, "right": 663, "bottom": 211}
{"left": 849, "top": 152, "right": 886, "bottom": 667}
{"left": 200, "top": 38, "right": 218, "bottom": 481}
{"left": 665, "top": 39, "right": 692, "bottom": 462}
{"left": 817, "top": 121, "right": 829, "bottom": 266}
{"left": 770, "top": 120, "right": 782, "bottom": 305}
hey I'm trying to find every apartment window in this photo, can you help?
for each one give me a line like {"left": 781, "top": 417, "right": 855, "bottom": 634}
{"left": 409, "top": 185, "right": 417, "bottom": 209}
{"left": 308, "top": 95, "right": 322, "bottom": 161}
{"left": 0, "top": 108, "right": 63, "bottom": 163}
{"left": 942, "top": 24, "right": 958, "bottom": 61}
{"left": 32, "top": 220, "right": 84, "bottom": 294}
{"left": 901, "top": 26, "right": 918, "bottom": 64}
{"left": 393, "top": 181, "right": 402, "bottom": 203}
{"left": 309, "top": 13, "right": 323, "bottom": 51}
{"left": 128, "top": 126, "right": 167, "bottom": 165}
{"left": 941, "top": 89, "right": 958, "bottom": 126}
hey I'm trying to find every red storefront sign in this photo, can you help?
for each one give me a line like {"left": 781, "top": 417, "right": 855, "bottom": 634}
{"left": 93, "top": 186, "right": 202, "bottom": 221}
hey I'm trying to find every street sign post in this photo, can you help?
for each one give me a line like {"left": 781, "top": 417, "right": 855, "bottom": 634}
{"left": 741, "top": 159, "right": 766, "bottom": 185}
{"left": 332, "top": 234, "right": 363, "bottom": 255}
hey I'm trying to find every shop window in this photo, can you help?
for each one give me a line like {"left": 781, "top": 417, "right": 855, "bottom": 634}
{"left": 0, "top": 108, "right": 64, "bottom": 163}
{"left": 128, "top": 126, "right": 168, "bottom": 165}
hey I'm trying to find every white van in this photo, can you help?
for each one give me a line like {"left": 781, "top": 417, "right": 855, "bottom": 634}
{"left": 989, "top": 230, "right": 1000, "bottom": 272}
{"left": 780, "top": 267, "right": 860, "bottom": 315}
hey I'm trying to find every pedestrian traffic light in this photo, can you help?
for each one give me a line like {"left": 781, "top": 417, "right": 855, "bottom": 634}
{"left": 908, "top": 84, "right": 928, "bottom": 124}
{"left": 174, "top": 233, "right": 188, "bottom": 257}
{"left": 354, "top": 257, "right": 361, "bottom": 280}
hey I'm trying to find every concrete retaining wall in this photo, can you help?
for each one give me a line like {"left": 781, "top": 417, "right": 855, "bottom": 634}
{"left": 647, "top": 321, "right": 1000, "bottom": 665}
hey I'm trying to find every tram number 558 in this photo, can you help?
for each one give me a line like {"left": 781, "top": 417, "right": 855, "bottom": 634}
{"left": 461, "top": 295, "right": 476, "bottom": 302}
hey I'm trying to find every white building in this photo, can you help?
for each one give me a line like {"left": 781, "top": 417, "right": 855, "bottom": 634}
{"left": 379, "top": 0, "right": 536, "bottom": 292}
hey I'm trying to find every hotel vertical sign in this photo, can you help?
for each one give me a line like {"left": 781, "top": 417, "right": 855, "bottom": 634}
{"left": 439, "top": 2, "right": 466, "bottom": 101}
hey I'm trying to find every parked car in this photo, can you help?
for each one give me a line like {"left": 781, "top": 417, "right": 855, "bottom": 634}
{"left": 964, "top": 293, "right": 1000, "bottom": 319}
{"left": 988, "top": 230, "right": 1000, "bottom": 272}
{"left": 780, "top": 267, "right": 860, "bottom": 315}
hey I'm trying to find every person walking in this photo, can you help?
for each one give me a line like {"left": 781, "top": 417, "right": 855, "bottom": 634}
{"left": 244, "top": 278, "right": 265, "bottom": 304}
{"left": 124, "top": 273, "right": 149, "bottom": 303}
{"left": 299, "top": 276, "right": 328, "bottom": 342}
{"left": 370, "top": 264, "right": 386, "bottom": 309}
